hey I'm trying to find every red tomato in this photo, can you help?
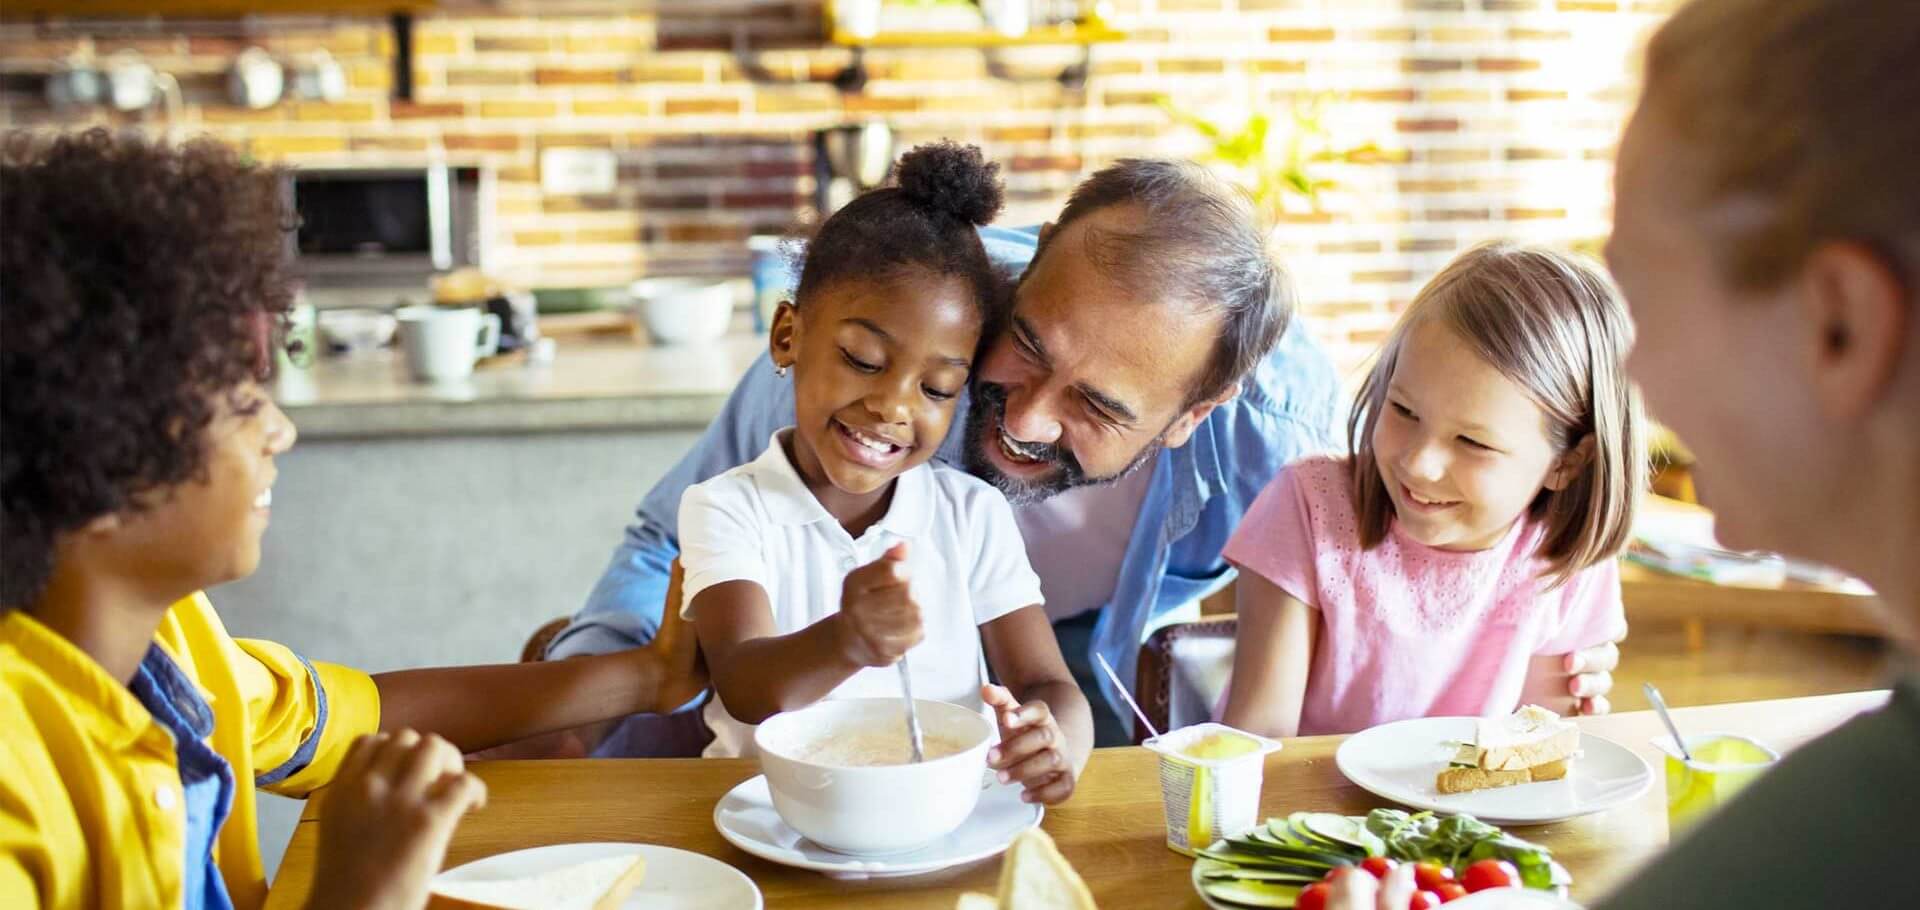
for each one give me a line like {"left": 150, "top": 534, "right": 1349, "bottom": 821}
{"left": 1436, "top": 883, "right": 1470, "bottom": 903}
{"left": 1462, "top": 859, "right": 1520, "bottom": 893}
{"left": 1297, "top": 882, "right": 1331, "bottom": 910}
{"left": 1407, "top": 891, "right": 1442, "bottom": 910}
{"left": 1413, "top": 862, "right": 1455, "bottom": 891}
{"left": 1361, "top": 856, "right": 1398, "bottom": 880}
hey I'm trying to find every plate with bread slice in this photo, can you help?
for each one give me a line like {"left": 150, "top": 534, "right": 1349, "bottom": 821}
{"left": 428, "top": 842, "right": 761, "bottom": 910}
{"left": 1334, "top": 706, "right": 1651, "bottom": 826}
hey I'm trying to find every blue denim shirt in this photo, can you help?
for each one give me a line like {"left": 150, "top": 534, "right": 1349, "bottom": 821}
{"left": 550, "top": 225, "right": 1344, "bottom": 727}
{"left": 129, "top": 646, "right": 236, "bottom": 910}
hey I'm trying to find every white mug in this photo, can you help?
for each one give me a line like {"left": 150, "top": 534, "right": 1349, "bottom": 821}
{"left": 396, "top": 306, "right": 500, "bottom": 382}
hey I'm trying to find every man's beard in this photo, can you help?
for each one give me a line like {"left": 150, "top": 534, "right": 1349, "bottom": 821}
{"left": 961, "top": 380, "right": 1166, "bottom": 507}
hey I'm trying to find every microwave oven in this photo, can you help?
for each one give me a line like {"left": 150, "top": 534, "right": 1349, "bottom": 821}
{"left": 287, "top": 164, "right": 483, "bottom": 286}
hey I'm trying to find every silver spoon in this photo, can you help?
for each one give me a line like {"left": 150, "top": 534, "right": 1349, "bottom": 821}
{"left": 1643, "top": 682, "right": 1692, "bottom": 762}
{"left": 898, "top": 653, "right": 926, "bottom": 763}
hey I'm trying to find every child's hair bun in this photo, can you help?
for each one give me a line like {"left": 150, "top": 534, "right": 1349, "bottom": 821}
{"left": 895, "top": 140, "right": 1005, "bottom": 228}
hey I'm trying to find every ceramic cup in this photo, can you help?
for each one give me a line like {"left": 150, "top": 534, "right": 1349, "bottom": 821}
{"left": 396, "top": 305, "right": 500, "bottom": 382}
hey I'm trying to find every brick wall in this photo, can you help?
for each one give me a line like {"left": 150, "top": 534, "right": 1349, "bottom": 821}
{"left": 0, "top": 0, "right": 1677, "bottom": 369}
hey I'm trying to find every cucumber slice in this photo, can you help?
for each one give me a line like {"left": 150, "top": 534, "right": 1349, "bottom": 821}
{"left": 1201, "top": 879, "right": 1305, "bottom": 908}
{"left": 1196, "top": 850, "right": 1340, "bottom": 876}
{"left": 1301, "top": 813, "right": 1385, "bottom": 858}
{"left": 1198, "top": 868, "right": 1324, "bottom": 884}
{"left": 1216, "top": 839, "right": 1349, "bottom": 866}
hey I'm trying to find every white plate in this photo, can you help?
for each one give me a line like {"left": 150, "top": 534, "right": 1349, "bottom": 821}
{"left": 1335, "top": 717, "right": 1652, "bottom": 825}
{"left": 432, "top": 842, "right": 761, "bottom": 910}
{"left": 1448, "top": 888, "right": 1585, "bottom": 909}
{"left": 713, "top": 774, "right": 1042, "bottom": 880}
{"left": 1193, "top": 856, "right": 1585, "bottom": 910}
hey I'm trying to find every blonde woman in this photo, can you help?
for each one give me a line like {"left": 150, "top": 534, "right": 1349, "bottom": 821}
{"left": 1219, "top": 243, "right": 1642, "bottom": 738}
{"left": 1332, "top": 0, "right": 1920, "bottom": 907}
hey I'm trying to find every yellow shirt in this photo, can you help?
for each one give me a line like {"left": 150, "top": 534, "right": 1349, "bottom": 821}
{"left": 1, "top": 594, "right": 380, "bottom": 910}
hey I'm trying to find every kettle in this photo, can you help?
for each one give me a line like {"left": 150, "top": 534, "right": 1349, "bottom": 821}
{"left": 812, "top": 122, "right": 895, "bottom": 215}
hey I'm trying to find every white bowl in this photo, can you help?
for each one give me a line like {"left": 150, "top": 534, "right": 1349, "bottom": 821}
{"left": 754, "top": 698, "right": 995, "bottom": 857}
{"left": 630, "top": 277, "right": 733, "bottom": 346}
{"left": 316, "top": 308, "right": 397, "bottom": 353}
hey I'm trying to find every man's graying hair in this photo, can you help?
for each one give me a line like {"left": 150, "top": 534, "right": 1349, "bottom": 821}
{"left": 1034, "top": 158, "right": 1294, "bottom": 406}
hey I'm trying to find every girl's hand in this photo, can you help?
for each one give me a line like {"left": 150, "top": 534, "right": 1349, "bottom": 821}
{"left": 1523, "top": 640, "right": 1620, "bottom": 716}
{"left": 834, "top": 542, "right": 925, "bottom": 668}
{"left": 307, "top": 729, "right": 487, "bottom": 910}
{"left": 1326, "top": 862, "right": 1417, "bottom": 910}
{"left": 982, "top": 684, "right": 1077, "bottom": 805}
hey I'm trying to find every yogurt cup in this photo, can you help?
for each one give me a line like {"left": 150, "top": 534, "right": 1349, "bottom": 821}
{"left": 1143, "top": 723, "right": 1284, "bottom": 855}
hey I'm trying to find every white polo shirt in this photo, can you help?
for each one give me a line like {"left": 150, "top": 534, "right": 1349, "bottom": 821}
{"left": 678, "top": 430, "right": 1045, "bottom": 759}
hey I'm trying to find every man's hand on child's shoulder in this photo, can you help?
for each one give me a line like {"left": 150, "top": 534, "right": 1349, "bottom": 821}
{"left": 982, "top": 684, "right": 1078, "bottom": 806}
{"left": 306, "top": 729, "right": 487, "bottom": 910}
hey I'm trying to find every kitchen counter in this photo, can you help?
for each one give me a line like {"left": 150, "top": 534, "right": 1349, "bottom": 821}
{"left": 274, "top": 334, "right": 767, "bottom": 438}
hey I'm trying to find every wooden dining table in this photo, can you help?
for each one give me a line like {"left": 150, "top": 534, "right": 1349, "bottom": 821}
{"left": 265, "top": 691, "right": 1887, "bottom": 909}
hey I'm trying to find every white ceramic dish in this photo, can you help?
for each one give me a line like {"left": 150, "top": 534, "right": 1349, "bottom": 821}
{"left": 714, "top": 774, "right": 1041, "bottom": 880}
{"left": 1335, "top": 717, "right": 1652, "bottom": 826}
{"left": 754, "top": 697, "right": 996, "bottom": 855}
{"left": 1193, "top": 862, "right": 1583, "bottom": 910}
{"left": 431, "top": 842, "right": 760, "bottom": 909}
{"left": 630, "top": 277, "right": 733, "bottom": 346}
{"left": 316, "top": 308, "right": 397, "bottom": 352}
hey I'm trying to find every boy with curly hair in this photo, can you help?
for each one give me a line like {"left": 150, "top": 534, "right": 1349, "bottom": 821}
{"left": 0, "top": 130, "right": 705, "bottom": 910}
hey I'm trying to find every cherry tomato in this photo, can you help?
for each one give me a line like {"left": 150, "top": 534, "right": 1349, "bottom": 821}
{"left": 1462, "top": 859, "right": 1520, "bottom": 893}
{"left": 1436, "top": 883, "right": 1470, "bottom": 903}
{"left": 1361, "top": 856, "right": 1398, "bottom": 880}
{"left": 1296, "top": 882, "right": 1331, "bottom": 910}
{"left": 1407, "top": 891, "right": 1442, "bottom": 910}
{"left": 1413, "top": 862, "right": 1455, "bottom": 891}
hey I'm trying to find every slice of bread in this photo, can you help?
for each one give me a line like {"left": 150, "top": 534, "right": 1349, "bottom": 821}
{"left": 428, "top": 853, "right": 646, "bottom": 910}
{"left": 995, "top": 829, "right": 1096, "bottom": 910}
{"left": 1435, "top": 757, "right": 1570, "bottom": 794}
{"left": 956, "top": 892, "right": 1003, "bottom": 910}
{"left": 1473, "top": 705, "right": 1579, "bottom": 772}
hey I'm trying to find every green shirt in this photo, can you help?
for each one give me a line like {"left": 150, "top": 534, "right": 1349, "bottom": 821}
{"left": 1597, "top": 672, "right": 1920, "bottom": 909}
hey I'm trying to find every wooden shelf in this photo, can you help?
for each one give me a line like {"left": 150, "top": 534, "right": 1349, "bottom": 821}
{"left": 3, "top": 1, "right": 432, "bottom": 16}
{"left": 831, "top": 22, "right": 1126, "bottom": 49}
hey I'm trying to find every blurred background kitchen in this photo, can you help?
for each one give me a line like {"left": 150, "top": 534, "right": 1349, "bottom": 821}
{"left": 1, "top": 0, "right": 1892, "bottom": 873}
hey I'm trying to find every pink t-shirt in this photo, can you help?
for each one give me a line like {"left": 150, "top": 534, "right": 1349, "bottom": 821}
{"left": 1220, "top": 455, "right": 1626, "bottom": 735}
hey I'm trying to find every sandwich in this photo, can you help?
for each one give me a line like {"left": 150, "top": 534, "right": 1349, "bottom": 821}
{"left": 1435, "top": 704, "right": 1579, "bottom": 795}
{"left": 428, "top": 853, "right": 646, "bottom": 910}
{"left": 954, "top": 828, "right": 1097, "bottom": 910}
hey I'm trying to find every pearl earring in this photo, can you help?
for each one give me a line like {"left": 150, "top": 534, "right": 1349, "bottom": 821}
{"left": 775, "top": 363, "right": 789, "bottom": 378}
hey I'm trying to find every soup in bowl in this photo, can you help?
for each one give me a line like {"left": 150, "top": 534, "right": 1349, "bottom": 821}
{"left": 754, "top": 697, "right": 995, "bottom": 856}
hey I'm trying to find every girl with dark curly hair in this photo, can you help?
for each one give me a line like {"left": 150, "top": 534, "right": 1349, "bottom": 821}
{"left": 0, "top": 130, "right": 704, "bottom": 910}
{"left": 679, "top": 141, "right": 1093, "bottom": 803}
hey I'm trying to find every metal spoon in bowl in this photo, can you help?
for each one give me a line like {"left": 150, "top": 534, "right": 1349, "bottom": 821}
{"left": 1644, "top": 682, "right": 1692, "bottom": 762}
{"left": 898, "top": 653, "right": 926, "bottom": 763}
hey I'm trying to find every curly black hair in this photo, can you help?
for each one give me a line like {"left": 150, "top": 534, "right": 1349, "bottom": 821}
{"left": 1, "top": 128, "right": 298, "bottom": 609}
{"left": 794, "top": 140, "right": 1006, "bottom": 322}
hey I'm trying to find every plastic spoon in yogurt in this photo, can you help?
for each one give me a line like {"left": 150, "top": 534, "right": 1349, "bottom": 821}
{"left": 1095, "top": 652, "right": 1161, "bottom": 741}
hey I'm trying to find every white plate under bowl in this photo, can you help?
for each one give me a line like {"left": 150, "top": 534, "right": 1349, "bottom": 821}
{"left": 432, "top": 842, "right": 760, "bottom": 910}
{"left": 714, "top": 774, "right": 1041, "bottom": 880}
{"left": 1335, "top": 717, "right": 1652, "bottom": 826}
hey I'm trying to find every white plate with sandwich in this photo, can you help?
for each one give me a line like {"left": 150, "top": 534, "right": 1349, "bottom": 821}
{"left": 1335, "top": 705, "right": 1651, "bottom": 826}
{"left": 428, "top": 842, "right": 761, "bottom": 910}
